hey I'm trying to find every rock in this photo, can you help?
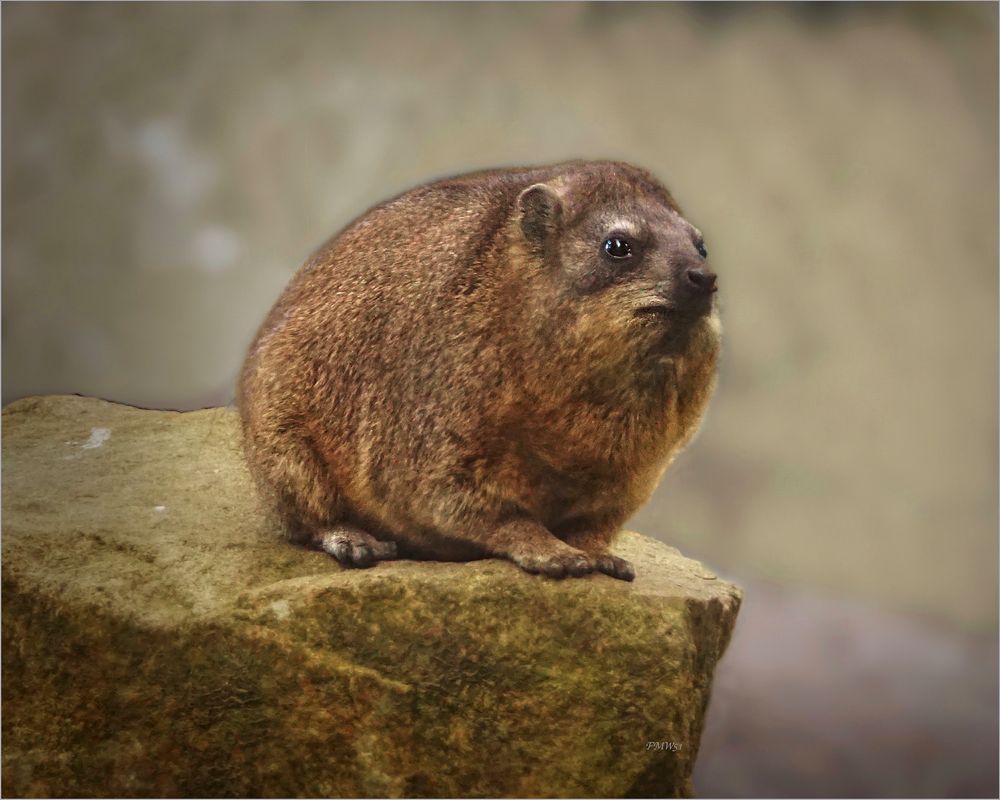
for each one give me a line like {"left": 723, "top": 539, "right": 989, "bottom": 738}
{"left": 2, "top": 395, "right": 741, "bottom": 798}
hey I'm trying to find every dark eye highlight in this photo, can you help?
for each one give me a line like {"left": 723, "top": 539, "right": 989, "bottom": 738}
{"left": 603, "top": 236, "right": 633, "bottom": 260}
{"left": 695, "top": 239, "right": 708, "bottom": 259}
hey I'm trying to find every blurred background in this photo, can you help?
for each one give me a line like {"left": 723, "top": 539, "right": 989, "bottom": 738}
{"left": 3, "top": 3, "right": 997, "bottom": 796}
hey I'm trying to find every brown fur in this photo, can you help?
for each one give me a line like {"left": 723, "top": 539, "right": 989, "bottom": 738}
{"left": 238, "top": 160, "right": 721, "bottom": 580}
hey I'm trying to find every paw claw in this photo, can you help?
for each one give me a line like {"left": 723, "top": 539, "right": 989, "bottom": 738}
{"left": 565, "top": 554, "right": 593, "bottom": 577}
{"left": 372, "top": 540, "right": 397, "bottom": 560}
{"left": 327, "top": 540, "right": 351, "bottom": 563}
{"left": 595, "top": 554, "right": 635, "bottom": 582}
{"left": 349, "top": 543, "right": 376, "bottom": 568}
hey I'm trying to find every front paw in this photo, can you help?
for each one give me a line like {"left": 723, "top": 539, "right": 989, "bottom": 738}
{"left": 512, "top": 548, "right": 594, "bottom": 579}
{"left": 319, "top": 527, "right": 397, "bottom": 568}
{"left": 593, "top": 553, "right": 636, "bottom": 582}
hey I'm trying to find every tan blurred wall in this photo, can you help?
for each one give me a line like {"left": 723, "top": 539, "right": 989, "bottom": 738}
{"left": 3, "top": 3, "right": 997, "bottom": 630}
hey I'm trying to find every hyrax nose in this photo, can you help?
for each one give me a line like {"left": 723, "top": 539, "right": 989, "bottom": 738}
{"left": 685, "top": 268, "right": 717, "bottom": 294}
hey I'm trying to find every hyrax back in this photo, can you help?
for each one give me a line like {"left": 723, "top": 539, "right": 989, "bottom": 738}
{"left": 238, "top": 161, "right": 720, "bottom": 581}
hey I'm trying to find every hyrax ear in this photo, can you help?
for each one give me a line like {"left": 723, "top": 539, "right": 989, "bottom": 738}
{"left": 516, "top": 183, "right": 562, "bottom": 246}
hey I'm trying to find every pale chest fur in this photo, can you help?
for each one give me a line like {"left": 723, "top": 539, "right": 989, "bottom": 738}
{"left": 521, "top": 314, "right": 721, "bottom": 527}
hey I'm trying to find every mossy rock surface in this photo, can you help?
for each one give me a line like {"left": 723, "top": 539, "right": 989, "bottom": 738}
{"left": 2, "top": 395, "right": 741, "bottom": 798}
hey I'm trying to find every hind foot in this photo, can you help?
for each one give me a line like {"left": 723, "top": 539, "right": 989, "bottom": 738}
{"left": 318, "top": 525, "right": 398, "bottom": 568}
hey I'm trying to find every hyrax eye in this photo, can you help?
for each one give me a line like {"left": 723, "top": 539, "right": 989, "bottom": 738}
{"left": 603, "top": 236, "right": 633, "bottom": 260}
{"left": 695, "top": 239, "right": 708, "bottom": 259}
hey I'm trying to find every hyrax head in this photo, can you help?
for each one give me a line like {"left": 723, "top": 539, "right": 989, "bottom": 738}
{"left": 514, "top": 162, "right": 718, "bottom": 356}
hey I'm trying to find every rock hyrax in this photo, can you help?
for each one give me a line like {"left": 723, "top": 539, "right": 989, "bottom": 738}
{"left": 238, "top": 160, "right": 720, "bottom": 581}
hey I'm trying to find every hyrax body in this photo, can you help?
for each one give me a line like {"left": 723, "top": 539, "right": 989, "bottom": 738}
{"left": 238, "top": 161, "right": 720, "bottom": 581}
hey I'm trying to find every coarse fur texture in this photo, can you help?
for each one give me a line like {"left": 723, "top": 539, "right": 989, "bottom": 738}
{"left": 238, "top": 160, "right": 721, "bottom": 581}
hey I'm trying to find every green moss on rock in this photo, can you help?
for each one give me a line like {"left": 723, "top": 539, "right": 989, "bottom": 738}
{"left": 2, "top": 395, "right": 740, "bottom": 798}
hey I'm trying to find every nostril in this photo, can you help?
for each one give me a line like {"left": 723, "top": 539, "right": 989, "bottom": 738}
{"left": 685, "top": 268, "right": 718, "bottom": 293}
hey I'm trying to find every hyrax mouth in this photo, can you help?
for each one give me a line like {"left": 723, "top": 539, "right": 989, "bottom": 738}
{"left": 635, "top": 303, "right": 675, "bottom": 318}
{"left": 635, "top": 295, "right": 714, "bottom": 321}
